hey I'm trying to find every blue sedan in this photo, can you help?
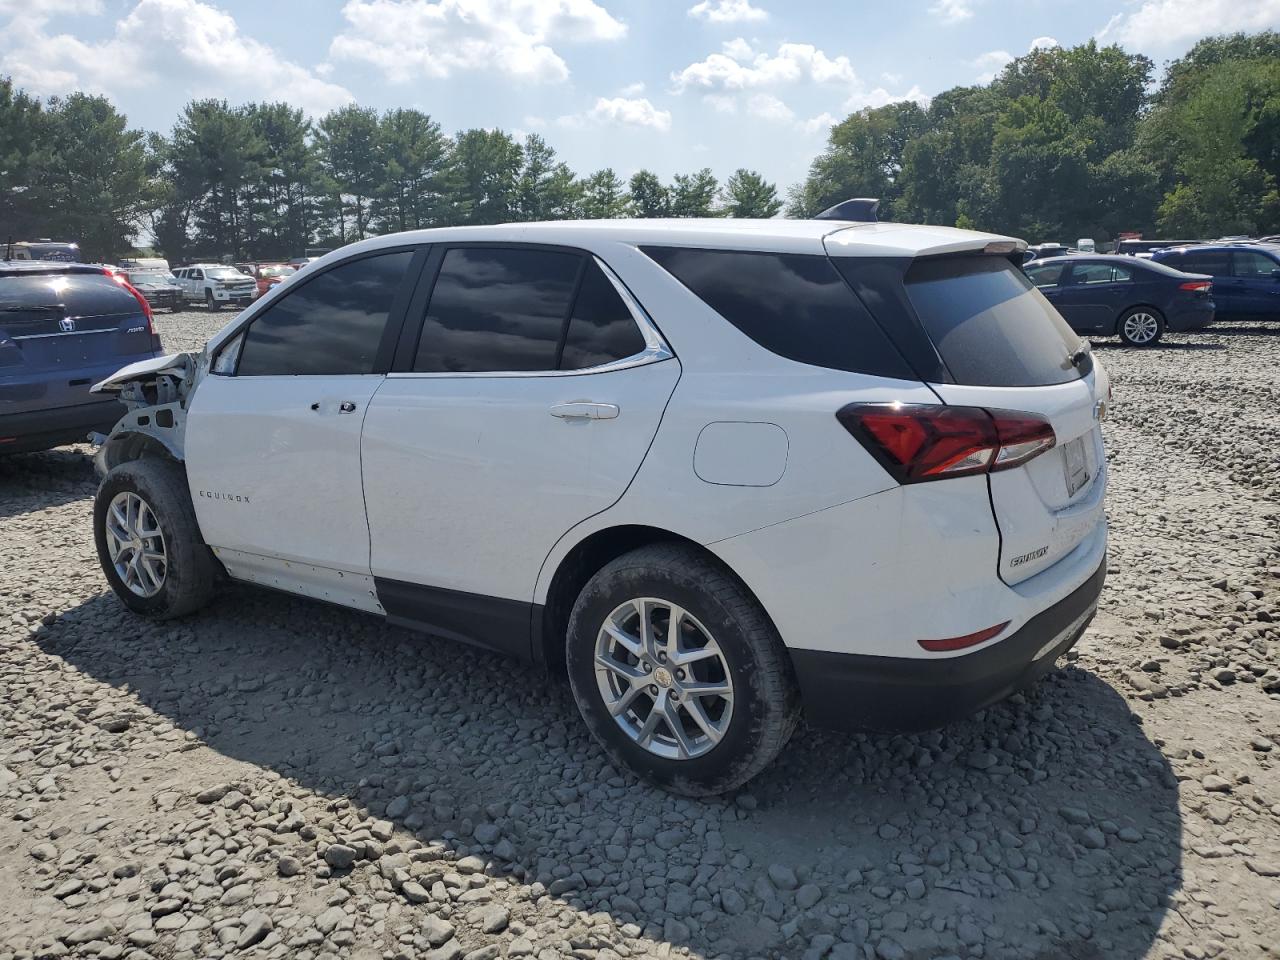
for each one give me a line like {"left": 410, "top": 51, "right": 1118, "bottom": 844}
{"left": 1150, "top": 243, "right": 1280, "bottom": 319}
{"left": 1024, "top": 255, "right": 1214, "bottom": 346}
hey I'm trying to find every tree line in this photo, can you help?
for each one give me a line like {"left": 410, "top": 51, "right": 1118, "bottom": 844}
{"left": 789, "top": 32, "right": 1280, "bottom": 242}
{"left": 0, "top": 86, "right": 781, "bottom": 263}
{"left": 2, "top": 30, "right": 1278, "bottom": 263}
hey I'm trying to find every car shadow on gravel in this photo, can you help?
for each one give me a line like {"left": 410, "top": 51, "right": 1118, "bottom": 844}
{"left": 1089, "top": 340, "right": 1225, "bottom": 352}
{"left": 0, "top": 445, "right": 97, "bottom": 518}
{"left": 41, "top": 586, "right": 1183, "bottom": 960}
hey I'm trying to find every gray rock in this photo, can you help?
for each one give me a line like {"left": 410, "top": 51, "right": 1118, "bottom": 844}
{"left": 236, "top": 910, "right": 273, "bottom": 949}
{"left": 425, "top": 939, "right": 464, "bottom": 960}
{"left": 324, "top": 844, "right": 359, "bottom": 869}
{"left": 471, "top": 903, "right": 509, "bottom": 933}
{"left": 421, "top": 915, "right": 455, "bottom": 947}
{"left": 768, "top": 863, "right": 798, "bottom": 890}
{"left": 64, "top": 921, "right": 116, "bottom": 945}
{"left": 795, "top": 884, "right": 823, "bottom": 909}
{"left": 721, "top": 889, "right": 747, "bottom": 915}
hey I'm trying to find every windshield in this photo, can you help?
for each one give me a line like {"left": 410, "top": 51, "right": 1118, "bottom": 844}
{"left": 206, "top": 267, "right": 246, "bottom": 279}
{"left": 259, "top": 265, "right": 295, "bottom": 278}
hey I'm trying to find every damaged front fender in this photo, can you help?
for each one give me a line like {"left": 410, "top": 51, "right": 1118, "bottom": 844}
{"left": 90, "top": 351, "right": 207, "bottom": 477}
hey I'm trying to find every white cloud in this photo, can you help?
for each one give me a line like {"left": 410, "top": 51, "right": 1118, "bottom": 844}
{"left": 703, "top": 93, "right": 738, "bottom": 113}
{"left": 330, "top": 0, "right": 627, "bottom": 84}
{"left": 800, "top": 111, "right": 837, "bottom": 134}
{"left": 929, "top": 0, "right": 973, "bottom": 24}
{"left": 845, "top": 84, "right": 929, "bottom": 111}
{"left": 558, "top": 96, "right": 672, "bottom": 131}
{"left": 672, "top": 40, "right": 856, "bottom": 92}
{"left": 973, "top": 48, "right": 1012, "bottom": 83}
{"left": 618, "top": 81, "right": 646, "bottom": 96}
{"left": 687, "top": 0, "right": 767, "bottom": 23}
{"left": 1098, "top": 0, "right": 1280, "bottom": 49}
{"left": 0, "top": 0, "right": 101, "bottom": 13}
{"left": 747, "top": 92, "right": 793, "bottom": 122}
{"left": 881, "top": 71, "right": 903, "bottom": 85}
{"left": 1028, "top": 35, "right": 1059, "bottom": 50}
{"left": 0, "top": 0, "right": 353, "bottom": 115}
{"left": 721, "top": 36, "right": 754, "bottom": 60}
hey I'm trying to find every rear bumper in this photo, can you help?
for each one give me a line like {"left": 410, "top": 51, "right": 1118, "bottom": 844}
{"left": 0, "top": 398, "right": 125, "bottom": 453}
{"left": 791, "top": 557, "right": 1105, "bottom": 732}
{"left": 1166, "top": 300, "right": 1215, "bottom": 331}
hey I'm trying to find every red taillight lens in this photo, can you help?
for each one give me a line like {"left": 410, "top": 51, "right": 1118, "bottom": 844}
{"left": 108, "top": 270, "right": 155, "bottom": 334}
{"left": 837, "top": 403, "right": 1056, "bottom": 483}
{"left": 1179, "top": 280, "right": 1211, "bottom": 293}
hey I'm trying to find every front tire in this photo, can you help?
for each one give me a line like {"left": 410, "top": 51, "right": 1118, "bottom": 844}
{"left": 205, "top": 290, "right": 219, "bottom": 311}
{"left": 94, "top": 458, "right": 218, "bottom": 619}
{"left": 1117, "top": 307, "right": 1164, "bottom": 346}
{"left": 566, "top": 544, "right": 800, "bottom": 796}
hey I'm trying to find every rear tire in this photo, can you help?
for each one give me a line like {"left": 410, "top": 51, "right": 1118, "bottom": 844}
{"left": 1117, "top": 307, "right": 1164, "bottom": 346}
{"left": 566, "top": 543, "right": 800, "bottom": 796}
{"left": 94, "top": 458, "right": 218, "bottom": 619}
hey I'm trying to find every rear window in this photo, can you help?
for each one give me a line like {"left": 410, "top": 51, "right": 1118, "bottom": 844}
{"left": 641, "top": 247, "right": 913, "bottom": 379}
{"left": 0, "top": 272, "right": 141, "bottom": 318}
{"left": 903, "top": 256, "right": 1082, "bottom": 387}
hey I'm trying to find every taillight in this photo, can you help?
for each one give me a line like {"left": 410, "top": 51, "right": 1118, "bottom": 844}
{"left": 837, "top": 403, "right": 1056, "bottom": 484}
{"left": 108, "top": 270, "right": 155, "bottom": 334}
{"left": 1179, "top": 280, "right": 1211, "bottom": 293}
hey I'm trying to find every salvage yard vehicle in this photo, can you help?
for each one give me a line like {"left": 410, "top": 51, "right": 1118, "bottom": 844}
{"left": 89, "top": 217, "right": 1110, "bottom": 794}
{"left": 1150, "top": 244, "right": 1280, "bottom": 319}
{"left": 1025, "top": 254, "right": 1215, "bottom": 346}
{"left": 173, "top": 264, "right": 257, "bottom": 310}
{"left": 1, "top": 261, "right": 161, "bottom": 453}
{"left": 120, "top": 260, "right": 183, "bottom": 313}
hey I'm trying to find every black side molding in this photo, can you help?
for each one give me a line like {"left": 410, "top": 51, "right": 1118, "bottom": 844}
{"left": 375, "top": 578, "right": 539, "bottom": 662}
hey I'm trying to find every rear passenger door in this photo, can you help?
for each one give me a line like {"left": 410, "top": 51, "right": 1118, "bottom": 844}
{"left": 360, "top": 243, "right": 679, "bottom": 654}
{"left": 1054, "top": 261, "right": 1134, "bottom": 333}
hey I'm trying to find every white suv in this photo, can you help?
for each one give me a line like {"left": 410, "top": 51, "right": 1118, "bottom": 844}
{"left": 90, "top": 217, "right": 1109, "bottom": 795}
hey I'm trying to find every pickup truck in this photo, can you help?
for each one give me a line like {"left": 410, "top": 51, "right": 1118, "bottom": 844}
{"left": 173, "top": 264, "right": 256, "bottom": 310}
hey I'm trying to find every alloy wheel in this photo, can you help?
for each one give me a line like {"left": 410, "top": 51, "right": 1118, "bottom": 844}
{"left": 594, "top": 597, "right": 734, "bottom": 760}
{"left": 1122, "top": 312, "right": 1160, "bottom": 345}
{"left": 104, "top": 491, "right": 167, "bottom": 598}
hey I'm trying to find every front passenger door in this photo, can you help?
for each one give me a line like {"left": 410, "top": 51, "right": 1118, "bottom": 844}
{"left": 185, "top": 248, "right": 422, "bottom": 608}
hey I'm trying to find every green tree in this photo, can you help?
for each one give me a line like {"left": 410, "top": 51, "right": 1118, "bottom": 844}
{"left": 32, "top": 93, "right": 150, "bottom": 261}
{"left": 446, "top": 128, "right": 522, "bottom": 224}
{"left": 374, "top": 108, "right": 449, "bottom": 233}
{"left": 316, "top": 104, "right": 384, "bottom": 241}
{"left": 0, "top": 77, "right": 44, "bottom": 242}
{"left": 787, "top": 100, "right": 928, "bottom": 218}
{"left": 515, "top": 133, "right": 579, "bottom": 221}
{"left": 719, "top": 168, "right": 782, "bottom": 218}
{"left": 578, "top": 168, "right": 629, "bottom": 219}
{"left": 169, "top": 100, "right": 264, "bottom": 257}
{"left": 669, "top": 168, "right": 719, "bottom": 217}
{"left": 628, "top": 169, "right": 668, "bottom": 217}
{"left": 246, "top": 102, "right": 318, "bottom": 258}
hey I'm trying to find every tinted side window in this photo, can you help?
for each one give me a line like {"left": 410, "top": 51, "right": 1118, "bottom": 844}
{"left": 559, "top": 261, "right": 647, "bottom": 370}
{"left": 642, "top": 247, "right": 913, "bottom": 379}
{"left": 414, "top": 247, "right": 581, "bottom": 373}
{"left": 1025, "top": 263, "right": 1065, "bottom": 287}
{"left": 1232, "top": 250, "right": 1277, "bottom": 278}
{"left": 236, "top": 250, "right": 413, "bottom": 376}
{"left": 1178, "top": 252, "right": 1230, "bottom": 276}
{"left": 1072, "top": 263, "right": 1131, "bottom": 284}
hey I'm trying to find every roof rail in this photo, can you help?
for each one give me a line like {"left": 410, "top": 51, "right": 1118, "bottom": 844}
{"left": 814, "top": 198, "right": 879, "bottom": 223}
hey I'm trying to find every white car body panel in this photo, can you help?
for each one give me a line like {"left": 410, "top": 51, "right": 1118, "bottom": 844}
{"left": 363, "top": 359, "right": 681, "bottom": 600}
{"left": 184, "top": 373, "right": 382, "bottom": 575}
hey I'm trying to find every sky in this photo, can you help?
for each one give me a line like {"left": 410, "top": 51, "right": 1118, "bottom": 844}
{"left": 3, "top": 0, "right": 1280, "bottom": 193}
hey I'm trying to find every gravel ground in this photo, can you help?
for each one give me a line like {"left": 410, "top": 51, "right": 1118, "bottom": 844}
{"left": 2, "top": 308, "right": 1279, "bottom": 960}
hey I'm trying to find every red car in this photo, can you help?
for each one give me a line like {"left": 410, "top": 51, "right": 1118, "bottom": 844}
{"left": 237, "top": 263, "right": 296, "bottom": 298}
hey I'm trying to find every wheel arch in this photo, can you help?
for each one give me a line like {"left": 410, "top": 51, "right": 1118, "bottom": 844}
{"left": 535, "top": 523, "right": 774, "bottom": 671}
{"left": 99, "top": 428, "right": 183, "bottom": 473}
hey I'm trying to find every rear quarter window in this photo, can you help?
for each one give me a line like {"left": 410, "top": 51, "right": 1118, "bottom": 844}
{"left": 902, "top": 256, "right": 1082, "bottom": 388}
{"left": 641, "top": 246, "right": 914, "bottom": 379}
